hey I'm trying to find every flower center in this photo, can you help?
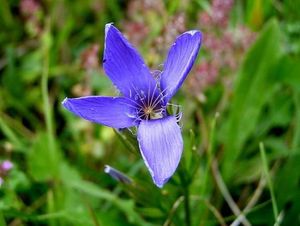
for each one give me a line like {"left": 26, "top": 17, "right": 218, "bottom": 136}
{"left": 144, "top": 106, "right": 152, "bottom": 115}
{"left": 142, "top": 106, "right": 163, "bottom": 120}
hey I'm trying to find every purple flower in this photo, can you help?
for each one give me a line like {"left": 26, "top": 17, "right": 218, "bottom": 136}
{"left": 0, "top": 160, "right": 13, "bottom": 186}
{"left": 62, "top": 24, "right": 202, "bottom": 187}
{"left": 1, "top": 160, "right": 13, "bottom": 171}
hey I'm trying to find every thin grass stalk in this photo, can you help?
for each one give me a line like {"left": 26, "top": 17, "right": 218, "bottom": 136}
{"left": 259, "top": 142, "right": 279, "bottom": 223}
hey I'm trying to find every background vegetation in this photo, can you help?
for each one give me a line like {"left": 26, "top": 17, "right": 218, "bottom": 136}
{"left": 1, "top": 0, "right": 300, "bottom": 225}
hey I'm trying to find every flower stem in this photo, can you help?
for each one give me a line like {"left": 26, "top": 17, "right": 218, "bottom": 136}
{"left": 183, "top": 184, "right": 191, "bottom": 226}
{"left": 42, "top": 19, "right": 55, "bottom": 155}
{"left": 41, "top": 18, "right": 58, "bottom": 180}
{"left": 179, "top": 170, "right": 191, "bottom": 226}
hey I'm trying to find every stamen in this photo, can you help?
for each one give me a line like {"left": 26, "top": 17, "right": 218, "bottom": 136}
{"left": 150, "top": 87, "right": 169, "bottom": 110}
{"left": 130, "top": 83, "right": 148, "bottom": 108}
{"left": 127, "top": 82, "right": 176, "bottom": 121}
{"left": 124, "top": 96, "right": 144, "bottom": 109}
{"left": 147, "top": 81, "right": 151, "bottom": 108}
{"left": 149, "top": 83, "right": 159, "bottom": 109}
{"left": 151, "top": 70, "right": 162, "bottom": 80}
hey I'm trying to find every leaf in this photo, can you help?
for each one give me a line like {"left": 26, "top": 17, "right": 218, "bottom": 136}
{"left": 274, "top": 55, "right": 300, "bottom": 92}
{"left": 221, "top": 19, "right": 282, "bottom": 179}
{"left": 27, "top": 133, "right": 61, "bottom": 181}
{"left": 69, "top": 180, "right": 152, "bottom": 226}
{"left": 275, "top": 154, "right": 300, "bottom": 225}
{"left": 0, "top": 211, "right": 6, "bottom": 226}
{"left": 60, "top": 163, "right": 153, "bottom": 226}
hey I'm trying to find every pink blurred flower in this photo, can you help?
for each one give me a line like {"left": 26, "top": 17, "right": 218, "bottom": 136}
{"left": 0, "top": 160, "right": 13, "bottom": 186}
{"left": 80, "top": 44, "right": 100, "bottom": 70}
{"left": 211, "top": 0, "right": 233, "bottom": 27}
{"left": 188, "top": 0, "right": 256, "bottom": 95}
{"left": 19, "top": 0, "right": 42, "bottom": 36}
{"left": 20, "top": 0, "right": 40, "bottom": 17}
{"left": 123, "top": 22, "right": 149, "bottom": 46}
{"left": 1, "top": 160, "right": 13, "bottom": 171}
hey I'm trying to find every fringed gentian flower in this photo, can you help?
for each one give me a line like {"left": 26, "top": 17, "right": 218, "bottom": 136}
{"left": 63, "top": 24, "right": 202, "bottom": 187}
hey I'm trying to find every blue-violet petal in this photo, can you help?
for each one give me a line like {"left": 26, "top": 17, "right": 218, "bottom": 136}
{"left": 103, "top": 24, "right": 158, "bottom": 99}
{"left": 160, "top": 30, "right": 202, "bottom": 102}
{"left": 137, "top": 116, "right": 183, "bottom": 187}
{"left": 62, "top": 96, "right": 138, "bottom": 128}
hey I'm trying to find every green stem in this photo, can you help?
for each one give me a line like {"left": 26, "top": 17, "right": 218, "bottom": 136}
{"left": 47, "top": 189, "right": 55, "bottom": 226}
{"left": 183, "top": 185, "right": 191, "bottom": 226}
{"left": 259, "top": 142, "right": 279, "bottom": 222}
{"left": 179, "top": 162, "right": 191, "bottom": 226}
{"left": 42, "top": 20, "right": 54, "bottom": 149}
{"left": 41, "top": 17, "right": 59, "bottom": 226}
{"left": 41, "top": 19, "right": 57, "bottom": 177}
{"left": 201, "top": 113, "right": 218, "bottom": 197}
{"left": 179, "top": 172, "right": 191, "bottom": 226}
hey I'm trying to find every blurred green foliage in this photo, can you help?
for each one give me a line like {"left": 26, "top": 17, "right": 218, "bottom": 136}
{"left": 1, "top": 0, "right": 300, "bottom": 225}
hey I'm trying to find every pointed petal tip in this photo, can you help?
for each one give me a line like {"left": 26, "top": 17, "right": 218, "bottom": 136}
{"left": 105, "top": 22, "right": 114, "bottom": 27}
{"left": 105, "top": 23, "right": 114, "bottom": 33}
{"left": 62, "top": 97, "right": 71, "bottom": 110}
{"left": 153, "top": 176, "right": 170, "bottom": 188}
{"left": 105, "top": 23, "right": 113, "bottom": 40}
{"left": 62, "top": 97, "right": 68, "bottom": 105}
{"left": 185, "top": 30, "right": 201, "bottom": 36}
{"left": 62, "top": 97, "right": 78, "bottom": 114}
{"left": 181, "top": 30, "right": 202, "bottom": 46}
{"left": 62, "top": 97, "right": 75, "bottom": 112}
{"left": 183, "top": 30, "right": 202, "bottom": 44}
